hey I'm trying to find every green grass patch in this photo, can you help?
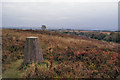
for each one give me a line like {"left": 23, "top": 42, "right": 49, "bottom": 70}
{"left": 2, "top": 59, "right": 26, "bottom": 78}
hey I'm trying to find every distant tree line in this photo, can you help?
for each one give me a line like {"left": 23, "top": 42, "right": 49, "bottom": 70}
{"left": 63, "top": 31, "right": 120, "bottom": 43}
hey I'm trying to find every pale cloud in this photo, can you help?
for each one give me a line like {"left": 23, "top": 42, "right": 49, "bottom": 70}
{"left": 1, "top": 0, "right": 120, "bottom": 2}
{"left": 0, "top": 2, "right": 2, "bottom": 28}
{"left": 2, "top": 2, "right": 118, "bottom": 30}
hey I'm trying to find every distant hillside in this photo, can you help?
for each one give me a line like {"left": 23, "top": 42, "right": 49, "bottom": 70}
{"left": 62, "top": 30, "right": 120, "bottom": 43}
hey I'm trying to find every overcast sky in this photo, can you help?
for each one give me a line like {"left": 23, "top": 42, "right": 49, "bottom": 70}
{"left": 2, "top": 0, "right": 119, "bottom": 30}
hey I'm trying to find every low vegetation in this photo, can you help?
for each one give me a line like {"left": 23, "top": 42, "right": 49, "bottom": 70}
{"left": 63, "top": 31, "right": 120, "bottom": 43}
{"left": 2, "top": 29, "right": 120, "bottom": 78}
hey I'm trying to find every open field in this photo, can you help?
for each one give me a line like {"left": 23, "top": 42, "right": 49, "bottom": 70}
{"left": 62, "top": 30, "right": 120, "bottom": 44}
{"left": 2, "top": 29, "right": 120, "bottom": 78}
{"left": 67, "top": 30, "right": 120, "bottom": 35}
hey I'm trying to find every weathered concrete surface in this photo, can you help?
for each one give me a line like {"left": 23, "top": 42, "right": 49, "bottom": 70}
{"left": 24, "top": 37, "right": 43, "bottom": 64}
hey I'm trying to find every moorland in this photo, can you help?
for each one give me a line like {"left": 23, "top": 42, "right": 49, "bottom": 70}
{"left": 2, "top": 29, "right": 120, "bottom": 78}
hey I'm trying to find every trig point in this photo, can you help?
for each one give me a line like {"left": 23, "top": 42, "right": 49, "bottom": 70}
{"left": 24, "top": 36, "right": 43, "bottom": 64}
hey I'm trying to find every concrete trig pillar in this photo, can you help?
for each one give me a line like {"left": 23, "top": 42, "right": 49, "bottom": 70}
{"left": 24, "top": 37, "right": 43, "bottom": 64}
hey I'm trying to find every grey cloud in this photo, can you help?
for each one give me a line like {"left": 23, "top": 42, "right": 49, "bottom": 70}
{"left": 2, "top": 2, "right": 118, "bottom": 30}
